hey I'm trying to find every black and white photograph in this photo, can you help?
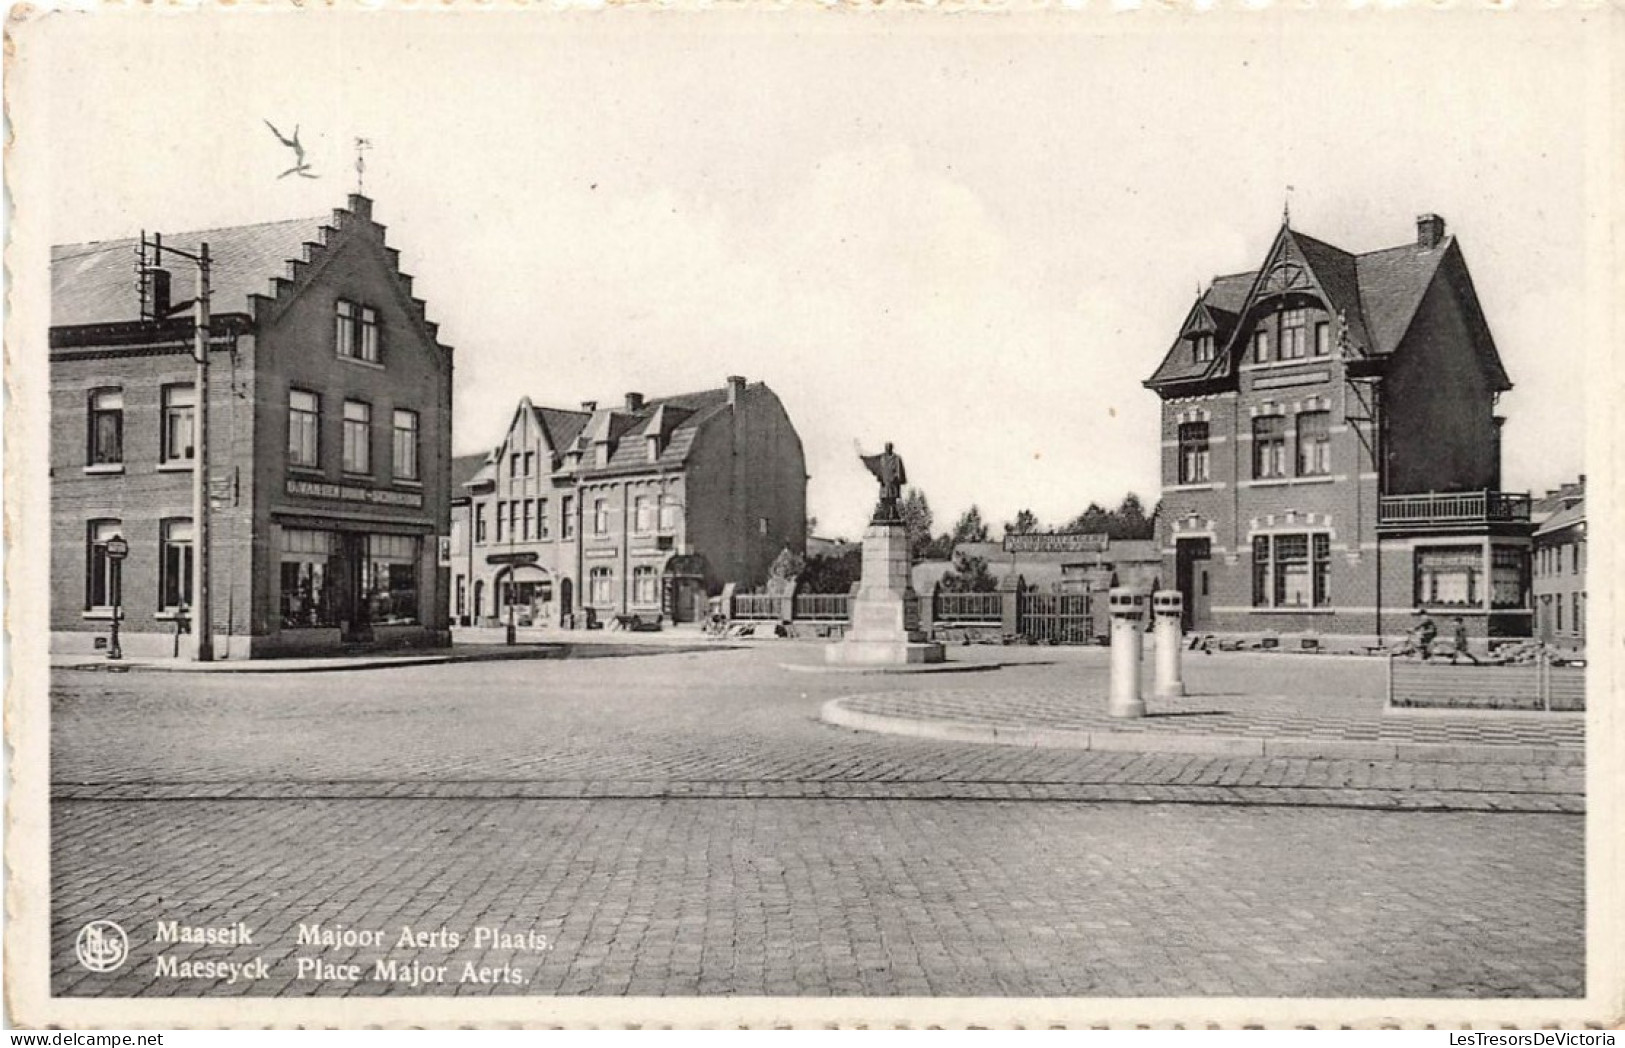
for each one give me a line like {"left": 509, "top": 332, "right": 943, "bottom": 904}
{"left": 4, "top": 5, "right": 1621, "bottom": 1029}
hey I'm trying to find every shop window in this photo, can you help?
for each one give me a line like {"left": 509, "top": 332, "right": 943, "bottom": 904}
{"left": 280, "top": 529, "right": 337, "bottom": 628}
{"left": 367, "top": 534, "right": 420, "bottom": 625}
{"left": 1491, "top": 547, "right": 1527, "bottom": 609}
{"left": 88, "top": 389, "right": 123, "bottom": 465}
{"left": 86, "top": 519, "right": 122, "bottom": 610}
{"left": 1415, "top": 546, "right": 1481, "bottom": 608}
{"left": 336, "top": 300, "right": 380, "bottom": 363}
{"left": 289, "top": 390, "right": 320, "bottom": 468}
{"left": 1296, "top": 410, "right": 1330, "bottom": 476}
{"left": 632, "top": 565, "right": 659, "bottom": 605}
{"left": 161, "top": 384, "right": 196, "bottom": 464}
{"left": 159, "top": 518, "right": 193, "bottom": 611}
{"left": 1177, "top": 422, "right": 1209, "bottom": 484}
{"left": 342, "top": 400, "right": 372, "bottom": 474}
{"left": 393, "top": 409, "right": 419, "bottom": 481}
{"left": 634, "top": 495, "right": 653, "bottom": 534}
{"left": 1281, "top": 308, "right": 1308, "bottom": 359}
{"left": 1251, "top": 532, "right": 1331, "bottom": 609}
{"left": 589, "top": 566, "right": 614, "bottom": 605}
{"left": 1252, "top": 415, "right": 1287, "bottom": 479}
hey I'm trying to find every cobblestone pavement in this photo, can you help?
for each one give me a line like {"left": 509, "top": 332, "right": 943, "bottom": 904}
{"left": 48, "top": 646, "right": 1586, "bottom": 997}
{"left": 833, "top": 687, "right": 1585, "bottom": 748}
{"left": 53, "top": 799, "right": 1582, "bottom": 998}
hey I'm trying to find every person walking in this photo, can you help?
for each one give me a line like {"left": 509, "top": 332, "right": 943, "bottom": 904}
{"left": 1449, "top": 615, "right": 1481, "bottom": 665}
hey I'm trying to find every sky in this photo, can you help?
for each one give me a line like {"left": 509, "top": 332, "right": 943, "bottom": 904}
{"left": 19, "top": 9, "right": 1602, "bottom": 539}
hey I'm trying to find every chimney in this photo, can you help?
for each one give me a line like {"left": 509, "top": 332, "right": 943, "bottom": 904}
{"left": 726, "top": 375, "right": 746, "bottom": 406}
{"left": 348, "top": 194, "right": 372, "bottom": 221}
{"left": 1416, "top": 213, "right": 1446, "bottom": 250}
{"left": 625, "top": 392, "right": 645, "bottom": 412}
{"left": 580, "top": 400, "right": 597, "bottom": 413}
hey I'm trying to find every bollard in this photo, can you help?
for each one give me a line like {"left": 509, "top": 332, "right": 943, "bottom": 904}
{"left": 1152, "top": 589, "right": 1186, "bottom": 698}
{"left": 1107, "top": 587, "right": 1146, "bottom": 718}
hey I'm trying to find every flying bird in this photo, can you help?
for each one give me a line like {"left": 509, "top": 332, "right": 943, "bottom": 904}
{"left": 263, "top": 119, "right": 319, "bottom": 179}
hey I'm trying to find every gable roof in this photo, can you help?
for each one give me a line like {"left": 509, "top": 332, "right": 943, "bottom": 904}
{"left": 1146, "top": 218, "right": 1490, "bottom": 392}
{"left": 52, "top": 216, "right": 328, "bottom": 328}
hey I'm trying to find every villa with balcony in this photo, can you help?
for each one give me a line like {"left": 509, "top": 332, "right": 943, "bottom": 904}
{"left": 1146, "top": 213, "right": 1533, "bottom": 642}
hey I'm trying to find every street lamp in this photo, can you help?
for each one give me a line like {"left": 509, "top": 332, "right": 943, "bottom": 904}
{"left": 104, "top": 534, "right": 129, "bottom": 660}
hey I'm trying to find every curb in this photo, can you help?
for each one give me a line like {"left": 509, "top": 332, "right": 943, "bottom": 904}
{"left": 52, "top": 647, "right": 570, "bottom": 675}
{"left": 819, "top": 698, "right": 1584, "bottom": 766}
{"left": 780, "top": 661, "right": 1003, "bottom": 676}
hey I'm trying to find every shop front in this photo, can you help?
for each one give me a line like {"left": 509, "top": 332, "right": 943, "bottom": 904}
{"left": 272, "top": 519, "right": 434, "bottom": 652}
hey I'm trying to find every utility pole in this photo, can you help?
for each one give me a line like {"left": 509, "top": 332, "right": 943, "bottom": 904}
{"left": 139, "top": 235, "right": 214, "bottom": 660}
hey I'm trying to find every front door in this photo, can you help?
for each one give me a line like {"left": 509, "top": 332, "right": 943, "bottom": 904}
{"left": 339, "top": 533, "right": 373, "bottom": 643}
{"left": 1175, "top": 538, "right": 1213, "bottom": 632}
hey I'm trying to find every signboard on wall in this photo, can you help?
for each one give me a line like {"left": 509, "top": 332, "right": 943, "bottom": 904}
{"left": 438, "top": 536, "right": 452, "bottom": 567}
{"left": 1003, "top": 531, "right": 1109, "bottom": 554}
{"left": 286, "top": 477, "right": 424, "bottom": 509}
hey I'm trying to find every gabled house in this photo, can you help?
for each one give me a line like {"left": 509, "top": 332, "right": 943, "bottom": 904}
{"left": 453, "top": 377, "right": 806, "bottom": 628}
{"left": 50, "top": 194, "right": 454, "bottom": 657}
{"left": 1145, "top": 213, "right": 1532, "bottom": 641}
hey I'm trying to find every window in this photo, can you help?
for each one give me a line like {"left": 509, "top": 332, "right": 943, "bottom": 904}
{"left": 86, "top": 519, "right": 122, "bottom": 609}
{"left": 524, "top": 452, "right": 535, "bottom": 477}
{"left": 1253, "top": 330, "right": 1270, "bottom": 364}
{"left": 1556, "top": 594, "right": 1563, "bottom": 632}
{"left": 759, "top": 517, "right": 770, "bottom": 536}
{"left": 593, "top": 498, "right": 610, "bottom": 535}
{"left": 1281, "top": 308, "right": 1308, "bottom": 359}
{"left": 562, "top": 497, "right": 575, "bottom": 539}
{"left": 507, "top": 500, "right": 519, "bottom": 540}
{"left": 392, "top": 409, "right": 419, "bottom": 481}
{"left": 537, "top": 498, "right": 550, "bottom": 539}
{"left": 522, "top": 499, "right": 534, "bottom": 541}
{"left": 280, "top": 529, "right": 337, "bottom": 628}
{"left": 1177, "top": 422, "right": 1210, "bottom": 485}
{"left": 509, "top": 454, "right": 520, "bottom": 480}
{"left": 336, "top": 300, "right": 380, "bottom": 362}
{"left": 475, "top": 504, "right": 488, "bottom": 544}
{"left": 88, "top": 389, "right": 123, "bottom": 465}
{"left": 342, "top": 400, "right": 371, "bottom": 474}
{"left": 159, "top": 518, "right": 193, "bottom": 611}
{"left": 161, "top": 384, "right": 196, "bottom": 463}
{"left": 1415, "top": 546, "right": 1481, "bottom": 608}
{"left": 366, "top": 534, "right": 419, "bottom": 625}
{"left": 589, "top": 566, "right": 614, "bottom": 605}
{"left": 1573, "top": 541, "right": 1582, "bottom": 576}
{"left": 1574, "top": 593, "right": 1582, "bottom": 636}
{"left": 1491, "top": 547, "right": 1527, "bottom": 609}
{"left": 658, "top": 495, "right": 679, "bottom": 532}
{"left": 1193, "top": 334, "right": 1215, "bottom": 364}
{"left": 632, "top": 565, "right": 659, "bottom": 605}
{"left": 289, "top": 391, "right": 320, "bottom": 468}
{"left": 1252, "top": 415, "right": 1287, "bottom": 479}
{"left": 1251, "top": 532, "right": 1331, "bottom": 609}
{"left": 634, "top": 495, "right": 653, "bottom": 534}
{"left": 1314, "top": 322, "right": 1331, "bottom": 357}
{"left": 495, "top": 501, "right": 505, "bottom": 542}
{"left": 1296, "top": 411, "right": 1331, "bottom": 476}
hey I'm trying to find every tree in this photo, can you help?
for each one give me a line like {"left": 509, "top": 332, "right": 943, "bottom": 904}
{"left": 950, "top": 505, "right": 990, "bottom": 545}
{"left": 1110, "top": 493, "right": 1153, "bottom": 540}
{"left": 919, "top": 533, "right": 955, "bottom": 561}
{"left": 799, "top": 547, "right": 862, "bottom": 594}
{"left": 938, "top": 551, "right": 998, "bottom": 593}
{"left": 1065, "top": 502, "right": 1111, "bottom": 534}
{"left": 1005, "top": 509, "right": 1040, "bottom": 535}
{"left": 899, "top": 488, "right": 935, "bottom": 561}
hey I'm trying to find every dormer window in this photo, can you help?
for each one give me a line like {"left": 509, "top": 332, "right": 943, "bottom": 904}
{"left": 1253, "top": 330, "right": 1271, "bottom": 364}
{"left": 1193, "top": 334, "right": 1215, "bottom": 363}
{"left": 1281, "top": 308, "right": 1308, "bottom": 359}
{"left": 336, "top": 299, "right": 380, "bottom": 363}
{"left": 646, "top": 434, "right": 660, "bottom": 463}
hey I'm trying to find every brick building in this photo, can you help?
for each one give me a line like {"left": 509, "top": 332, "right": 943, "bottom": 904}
{"left": 50, "top": 195, "right": 453, "bottom": 657}
{"left": 449, "top": 378, "right": 806, "bottom": 627}
{"left": 1531, "top": 477, "right": 1585, "bottom": 648}
{"left": 1145, "top": 214, "right": 1532, "bottom": 642}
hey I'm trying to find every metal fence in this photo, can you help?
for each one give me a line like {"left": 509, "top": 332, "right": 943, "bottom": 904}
{"left": 932, "top": 591, "right": 1003, "bottom": 625}
{"left": 1016, "top": 592, "right": 1094, "bottom": 645}
{"left": 1386, "top": 654, "right": 1585, "bottom": 712}
{"left": 792, "top": 593, "right": 851, "bottom": 621}
{"left": 731, "top": 593, "right": 781, "bottom": 620}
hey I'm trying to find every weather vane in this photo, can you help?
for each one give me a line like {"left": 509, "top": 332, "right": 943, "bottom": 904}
{"left": 1283, "top": 184, "right": 1295, "bottom": 227}
{"left": 263, "top": 119, "right": 318, "bottom": 180}
{"left": 354, "top": 136, "right": 373, "bottom": 194}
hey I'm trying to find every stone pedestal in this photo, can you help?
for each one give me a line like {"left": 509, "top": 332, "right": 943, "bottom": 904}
{"left": 827, "top": 523, "right": 946, "bottom": 666}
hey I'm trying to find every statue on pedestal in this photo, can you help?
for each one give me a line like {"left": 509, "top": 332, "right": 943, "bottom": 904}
{"left": 860, "top": 442, "right": 907, "bottom": 525}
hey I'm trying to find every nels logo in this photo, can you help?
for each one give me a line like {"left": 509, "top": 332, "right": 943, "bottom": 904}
{"left": 75, "top": 920, "right": 129, "bottom": 973}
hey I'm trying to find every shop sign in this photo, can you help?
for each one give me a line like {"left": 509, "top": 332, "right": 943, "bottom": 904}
{"left": 584, "top": 548, "right": 618, "bottom": 560}
{"left": 286, "top": 477, "right": 423, "bottom": 509}
{"left": 1003, "top": 531, "right": 1109, "bottom": 554}
{"left": 438, "top": 536, "right": 452, "bottom": 567}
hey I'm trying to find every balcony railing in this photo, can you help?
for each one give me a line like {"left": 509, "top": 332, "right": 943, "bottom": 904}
{"left": 1377, "top": 490, "right": 1532, "bottom": 530}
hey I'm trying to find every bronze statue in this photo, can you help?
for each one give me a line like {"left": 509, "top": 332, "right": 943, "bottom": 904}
{"left": 860, "top": 442, "right": 907, "bottom": 524}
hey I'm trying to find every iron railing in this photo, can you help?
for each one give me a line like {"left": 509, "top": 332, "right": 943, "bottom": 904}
{"left": 932, "top": 591, "right": 1003, "bottom": 624}
{"left": 1377, "top": 490, "right": 1532, "bottom": 529}
{"left": 792, "top": 593, "right": 851, "bottom": 621}
{"left": 732, "top": 593, "right": 780, "bottom": 620}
